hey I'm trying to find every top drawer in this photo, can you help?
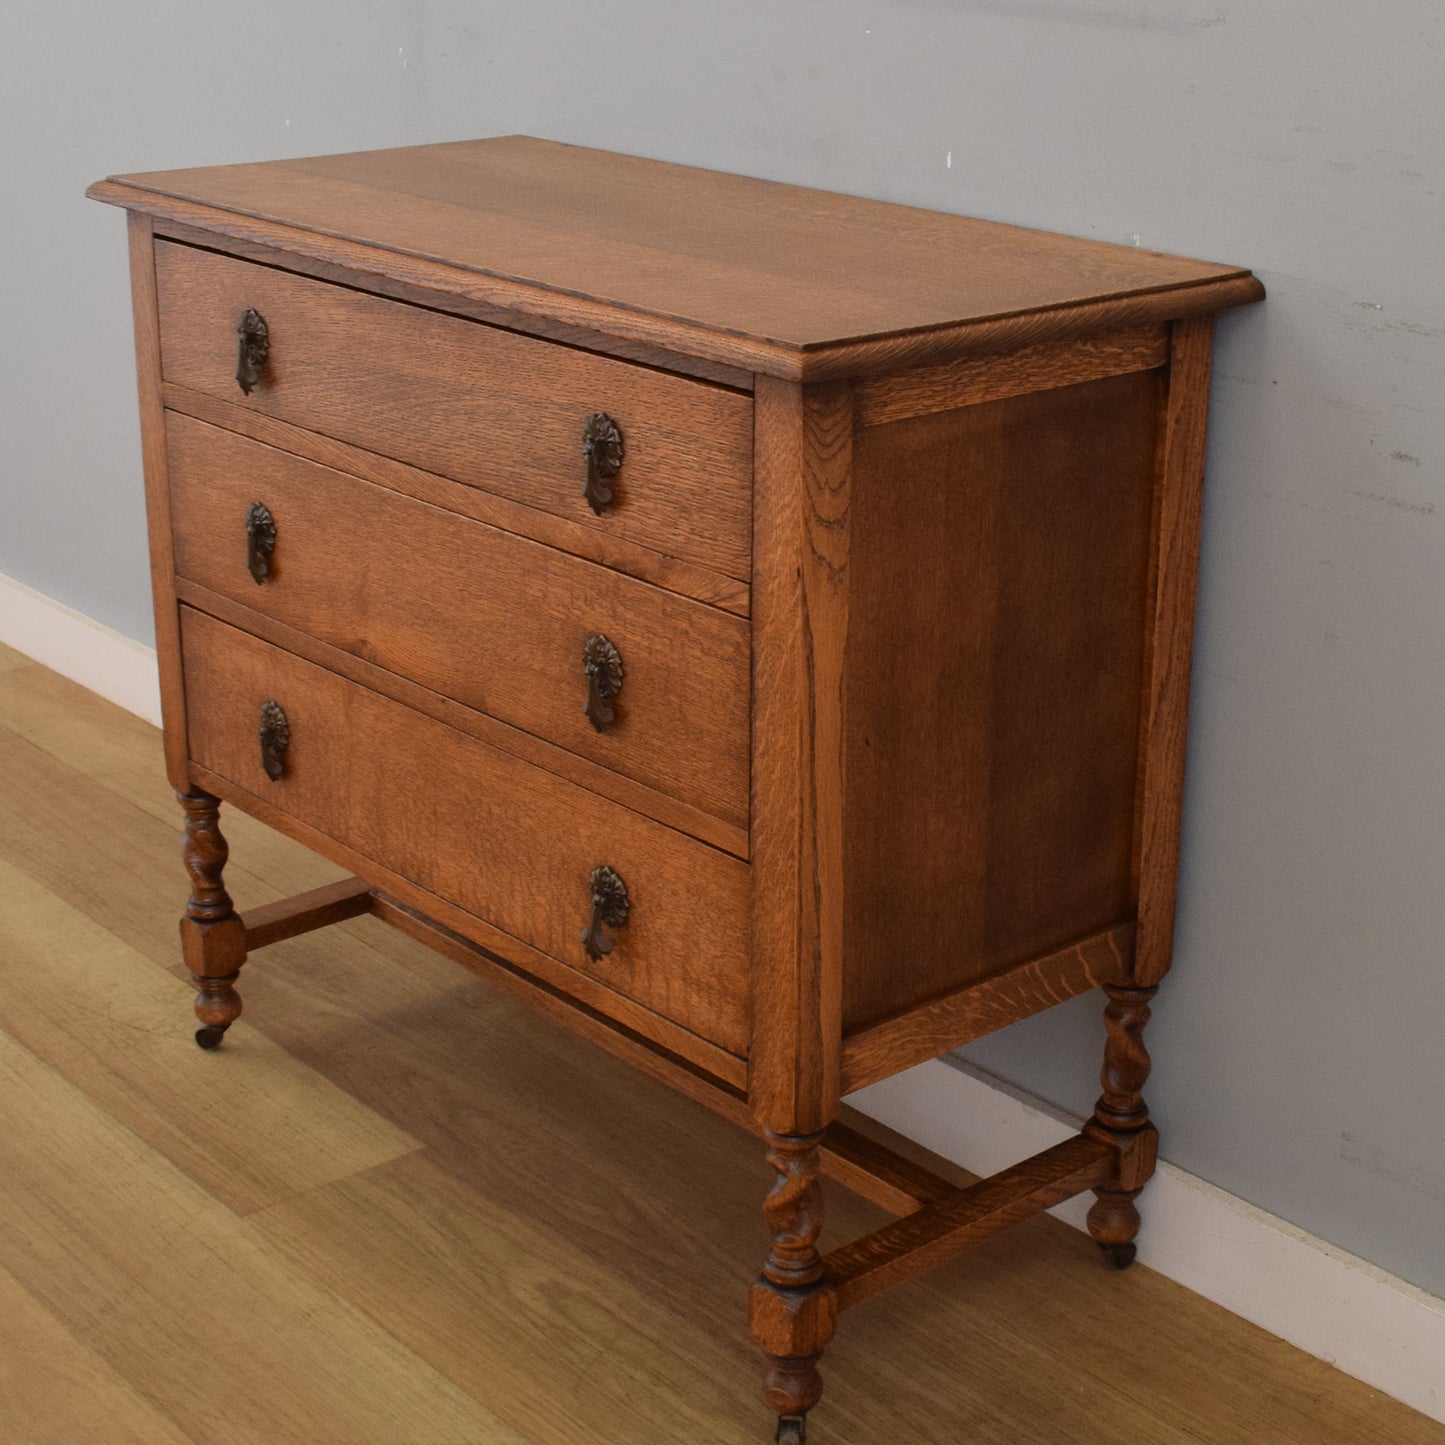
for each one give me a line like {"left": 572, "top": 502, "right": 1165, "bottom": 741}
{"left": 153, "top": 240, "right": 754, "bottom": 580}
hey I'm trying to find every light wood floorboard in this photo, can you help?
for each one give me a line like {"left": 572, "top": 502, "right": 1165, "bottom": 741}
{"left": 0, "top": 656, "right": 1441, "bottom": 1444}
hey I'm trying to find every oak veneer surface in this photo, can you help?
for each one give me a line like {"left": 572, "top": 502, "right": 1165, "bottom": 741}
{"left": 179, "top": 609, "right": 751, "bottom": 1056}
{"left": 843, "top": 370, "right": 1158, "bottom": 1028}
{"left": 155, "top": 239, "right": 754, "bottom": 580}
{"left": 93, "top": 135, "right": 1262, "bottom": 375}
{"left": 166, "top": 414, "right": 750, "bottom": 832}
{"left": 1, "top": 648, "right": 1441, "bottom": 1445}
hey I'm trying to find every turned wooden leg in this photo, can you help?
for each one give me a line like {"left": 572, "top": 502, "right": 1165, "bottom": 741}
{"left": 1086, "top": 983, "right": 1159, "bottom": 1269}
{"left": 178, "top": 790, "right": 247, "bottom": 1049}
{"left": 748, "top": 1130, "right": 837, "bottom": 1444}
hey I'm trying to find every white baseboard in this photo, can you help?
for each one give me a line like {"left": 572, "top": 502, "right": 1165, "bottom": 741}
{"left": 0, "top": 572, "right": 161, "bottom": 727}
{"left": 849, "top": 1058, "right": 1445, "bottom": 1426}
{"left": 4, "top": 574, "right": 1442, "bottom": 1426}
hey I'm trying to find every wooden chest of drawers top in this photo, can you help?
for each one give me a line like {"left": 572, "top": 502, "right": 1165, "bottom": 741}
{"left": 89, "top": 133, "right": 1259, "bottom": 379}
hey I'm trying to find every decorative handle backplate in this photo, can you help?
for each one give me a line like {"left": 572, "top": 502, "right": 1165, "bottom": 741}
{"left": 580, "top": 865, "right": 630, "bottom": 962}
{"left": 582, "top": 633, "right": 624, "bottom": 733}
{"left": 581, "top": 412, "right": 624, "bottom": 515}
{"left": 245, "top": 502, "right": 276, "bottom": 584}
{"left": 258, "top": 700, "right": 290, "bottom": 781}
{"left": 236, "top": 307, "right": 270, "bottom": 395}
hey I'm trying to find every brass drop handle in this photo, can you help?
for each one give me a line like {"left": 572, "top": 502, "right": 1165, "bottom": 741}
{"left": 245, "top": 502, "right": 276, "bottom": 584}
{"left": 581, "top": 865, "right": 630, "bottom": 962}
{"left": 581, "top": 412, "right": 624, "bottom": 515}
{"left": 236, "top": 307, "right": 270, "bottom": 395}
{"left": 258, "top": 700, "right": 290, "bottom": 780}
{"left": 582, "top": 634, "right": 624, "bottom": 732}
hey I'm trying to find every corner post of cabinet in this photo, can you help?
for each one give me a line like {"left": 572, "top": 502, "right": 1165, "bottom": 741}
{"left": 748, "top": 371, "right": 853, "bottom": 1135}
{"left": 125, "top": 211, "right": 191, "bottom": 791}
{"left": 747, "top": 372, "right": 853, "bottom": 1436}
{"left": 1129, "top": 315, "right": 1216, "bottom": 989}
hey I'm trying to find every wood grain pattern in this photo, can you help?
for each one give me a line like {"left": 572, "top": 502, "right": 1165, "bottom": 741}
{"left": 163, "top": 380, "right": 750, "bottom": 616}
{"left": 0, "top": 1026, "right": 523, "bottom": 1444}
{"left": 125, "top": 213, "right": 190, "bottom": 790}
{"left": 167, "top": 414, "right": 750, "bottom": 831}
{"left": 826, "top": 1136, "right": 1114, "bottom": 1311}
{"left": 175, "top": 578, "right": 749, "bottom": 858}
{"left": 6, "top": 653, "right": 1442, "bottom": 1445}
{"left": 856, "top": 324, "right": 1168, "bottom": 426}
{"left": 367, "top": 889, "right": 749, "bottom": 1090}
{"left": 240, "top": 874, "right": 373, "bottom": 951}
{"left": 180, "top": 608, "right": 752, "bottom": 1056}
{"left": 843, "top": 371, "right": 1159, "bottom": 1030}
{"left": 0, "top": 851, "right": 418, "bottom": 1217}
{"left": 839, "top": 925, "right": 1134, "bottom": 1093}
{"left": 154, "top": 214, "right": 759, "bottom": 390}
{"left": 1132, "top": 318, "right": 1215, "bottom": 986}
{"left": 749, "top": 378, "right": 853, "bottom": 1136}
{"left": 90, "top": 136, "right": 1263, "bottom": 380}
{"left": 154, "top": 240, "right": 755, "bottom": 579}
{"left": 0, "top": 1264, "right": 194, "bottom": 1445}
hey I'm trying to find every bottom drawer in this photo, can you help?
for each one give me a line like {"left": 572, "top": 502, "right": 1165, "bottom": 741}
{"left": 179, "top": 607, "right": 750, "bottom": 1055}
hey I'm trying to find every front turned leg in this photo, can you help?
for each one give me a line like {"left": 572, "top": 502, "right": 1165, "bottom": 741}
{"left": 1085, "top": 983, "right": 1160, "bottom": 1269}
{"left": 748, "top": 1131, "right": 837, "bottom": 1444}
{"left": 177, "top": 790, "right": 247, "bottom": 1049}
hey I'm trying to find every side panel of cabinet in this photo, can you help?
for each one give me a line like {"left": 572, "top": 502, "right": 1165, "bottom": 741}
{"left": 126, "top": 212, "right": 190, "bottom": 788}
{"left": 841, "top": 369, "right": 1162, "bottom": 1030}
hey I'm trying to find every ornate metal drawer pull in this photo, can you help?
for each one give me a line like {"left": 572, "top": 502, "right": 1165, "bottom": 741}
{"left": 582, "top": 633, "right": 624, "bottom": 733}
{"left": 581, "top": 412, "right": 624, "bottom": 515}
{"left": 245, "top": 502, "right": 276, "bottom": 584}
{"left": 581, "top": 865, "right": 630, "bottom": 962}
{"left": 258, "top": 700, "right": 290, "bottom": 780}
{"left": 235, "top": 307, "right": 270, "bottom": 395}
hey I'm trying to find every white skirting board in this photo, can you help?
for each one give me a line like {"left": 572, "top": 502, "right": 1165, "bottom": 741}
{"left": 0, "top": 572, "right": 162, "bottom": 727}
{"left": 849, "top": 1058, "right": 1445, "bottom": 1425}
{"left": 4, "top": 568, "right": 1443, "bottom": 1426}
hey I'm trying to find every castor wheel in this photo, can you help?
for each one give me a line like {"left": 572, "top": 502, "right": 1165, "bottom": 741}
{"left": 194, "top": 1025, "right": 227, "bottom": 1050}
{"left": 776, "top": 1414, "right": 807, "bottom": 1444}
{"left": 1100, "top": 1241, "right": 1137, "bottom": 1271}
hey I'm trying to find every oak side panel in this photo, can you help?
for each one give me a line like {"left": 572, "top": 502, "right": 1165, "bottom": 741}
{"left": 153, "top": 241, "right": 754, "bottom": 580}
{"left": 180, "top": 608, "right": 751, "bottom": 1057}
{"left": 1132, "top": 317, "right": 1215, "bottom": 986}
{"left": 843, "top": 371, "right": 1161, "bottom": 1030}
{"left": 126, "top": 213, "right": 188, "bottom": 788}
{"left": 166, "top": 415, "right": 750, "bottom": 831}
{"left": 748, "top": 377, "right": 852, "bottom": 1134}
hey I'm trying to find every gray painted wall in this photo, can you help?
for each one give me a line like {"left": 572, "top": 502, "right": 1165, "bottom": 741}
{"left": 4, "top": 3, "right": 1441, "bottom": 1295}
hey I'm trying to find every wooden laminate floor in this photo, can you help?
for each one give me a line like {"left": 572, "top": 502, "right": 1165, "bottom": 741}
{"left": 0, "top": 639, "right": 1440, "bottom": 1445}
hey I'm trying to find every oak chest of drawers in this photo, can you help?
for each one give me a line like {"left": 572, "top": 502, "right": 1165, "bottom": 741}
{"left": 90, "top": 137, "right": 1262, "bottom": 1442}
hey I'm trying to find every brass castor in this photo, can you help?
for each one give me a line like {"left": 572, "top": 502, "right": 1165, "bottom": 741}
{"left": 195, "top": 1025, "right": 228, "bottom": 1050}
{"left": 776, "top": 1414, "right": 807, "bottom": 1444}
{"left": 1100, "top": 1241, "right": 1137, "bottom": 1271}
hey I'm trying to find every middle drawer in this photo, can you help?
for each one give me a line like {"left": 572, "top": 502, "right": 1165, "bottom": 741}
{"left": 167, "top": 413, "right": 750, "bottom": 835}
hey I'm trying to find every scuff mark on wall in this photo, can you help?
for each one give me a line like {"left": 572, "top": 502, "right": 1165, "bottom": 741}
{"left": 1341, "top": 1133, "right": 1445, "bottom": 1201}
{"left": 1350, "top": 488, "right": 1435, "bottom": 517}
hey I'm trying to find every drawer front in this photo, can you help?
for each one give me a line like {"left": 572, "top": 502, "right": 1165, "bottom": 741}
{"left": 154, "top": 240, "right": 753, "bottom": 580}
{"left": 168, "top": 414, "right": 749, "bottom": 833}
{"left": 180, "top": 609, "right": 750, "bottom": 1054}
